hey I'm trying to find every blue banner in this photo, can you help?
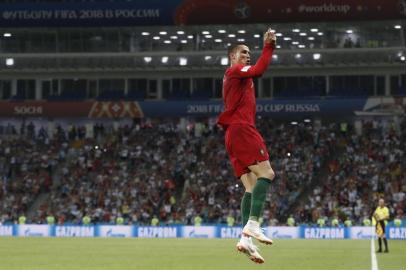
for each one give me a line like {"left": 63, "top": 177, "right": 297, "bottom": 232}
{"left": 0, "top": 225, "right": 13, "bottom": 236}
{"left": 300, "top": 226, "right": 348, "bottom": 239}
{"left": 216, "top": 226, "right": 243, "bottom": 238}
{"left": 136, "top": 226, "right": 180, "bottom": 238}
{"left": 0, "top": 0, "right": 402, "bottom": 27}
{"left": 55, "top": 225, "right": 95, "bottom": 237}
{"left": 1, "top": 225, "right": 405, "bottom": 239}
{"left": 138, "top": 99, "right": 367, "bottom": 117}
{"left": 388, "top": 227, "right": 406, "bottom": 239}
{"left": 0, "top": 0, "right": 177, "bottom": 27}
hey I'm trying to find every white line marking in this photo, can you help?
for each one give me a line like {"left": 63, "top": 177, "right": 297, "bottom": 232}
{"left": 371, "top": 238, "right": 378, "bottom": 270}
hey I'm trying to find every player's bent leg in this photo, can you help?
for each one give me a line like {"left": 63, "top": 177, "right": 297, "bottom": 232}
{"left": 238, "top": 172, "right": 265, "bottom": 263}
{"left": 240, "top": 173, "right": 256, "bottom": 230}
{"left": 243, "top": 160, "right": 274, "bottom": 245}
{"left": 240, "top": 172, "right": 257, "bottom": 193}
{"left": 236, "top": 235, "right": 265, "bottom": 264}
{"left": 248, "top": 160, "right": 275, "bottom": 180}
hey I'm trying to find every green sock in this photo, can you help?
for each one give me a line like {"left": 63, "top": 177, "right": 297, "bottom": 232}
{"left": 241, "top": 192, "right": 252, "bottom": 226}
{"left": 249, "top": 177, "right": 272, "bottom": 221}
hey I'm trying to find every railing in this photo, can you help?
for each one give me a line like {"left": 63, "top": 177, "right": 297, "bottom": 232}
{"left": 0, "top": 47, "right": 405, "bottom": 71}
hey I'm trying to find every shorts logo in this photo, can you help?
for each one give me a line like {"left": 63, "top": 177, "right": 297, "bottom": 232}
{"left": 260, "top": 149, "right": 265, "bottom": 156}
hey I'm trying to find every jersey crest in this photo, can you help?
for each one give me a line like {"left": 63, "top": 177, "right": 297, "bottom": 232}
{"left": 240, "top": 66, "right": 251, "bottom": 72}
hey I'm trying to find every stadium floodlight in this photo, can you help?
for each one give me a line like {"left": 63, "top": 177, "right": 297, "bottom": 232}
{"left": 221, "top": 57, "right": 229, "bottom": 65}
{"left": 164, "top": 40, "right": 171, "bottom": 44}
{"left": 310, "top": 28, "right": 318, "bottom": 32}
{"left": 143, "top": 57, "right": 152, "bottom": 63}
{"left": 204, "top": 56, "right": 212, "bottom": 61}
{"left": 308, "top": 37, "right": 315, "bottom": 40}
{"left": 304, "top": 119, "right": 311, "bottom": 123}
{"left": 177, "top": 31, "right": 185, "bottom": 35}
{"left": 161, "top": 56, "right": 168, "bottom": 63}
{"left": 276, "top": 33, "right": 283, "bottom": 37}
{"left": 238, "top": 30, "right": 246, "bottom": 34}
{"left": 5, "top": 58, "right": 14, "bottom": 66}
{"left": 205, "top": 35, "right": 213, "bottom": 38}
{"left": 202, "top": 31, "right": 210, "bottom": 35}
{"left": 3, "top": 33, "right": 12, "bottom": 37}
{"left": 254, "top": 34, "right": 260, "bottom": 38}
{"left": 276, "top": 45, "right": 281, "bottom": 49}
{"left": 272, "top": 54, "right": 278, "bottom": 61}
{"left": 228, "top": 34, "right": 236, "bottom": 38}
{"left": 181, "top": 40, "right": 187, "bottom": 44}
{"left": 401, "top": 56, "right": 406, "bottom": 62}
{"left": 394, "top": 25, "right": 402, "bottom": 29}
{"left": 214, "top": 39, "right": 222, "bottom": 43}
{"left": 346, "top": 29, "right": 353, "bottom": 34}
{"left": 295, "top": 54, "right": 302, "bottom": 59}
{"left": 153, "top": 36, "right": 160, "bottom": 40}
{"left": 292, "top": 29, "right": 300, "bottom": 32}
{"left": 170, "top": 36, "right": 178, "bottom": 39}
{"left": 298, "top": 45, "right": 306, "bottom": 48}
{"left": 291, "top": 121, "right": 298, "bottom": 125}
{"left": 187, "top": 35, "right": 193, "bottom": 39}
{"left": 179, "top": 57, "right": 187, "bottom": 66}
{"left": 141, "top": 32, "right": 150, "bottom": 36}
{"left": 218, "top": 29, "right": 226, "bottom": 33}
{"left": 292, "top": 41, "right": 299, "bottom": 45}
{"left": 159, "top": 31, "right": 167, "bottom": 35}
{"left": 313, "top": 53, "right": 321, "bottom": 60}
{"left": 317, "top": 32, "right": 324, "bottom": 36}
{"left": 283, "top": 37, "right": 291, "bottom": 41}
{"left": 299, "top": 32, "right": 307, "bottom": 36}
{"left": 235, "top": 184, "right": 239, "bottom": 188}
{"left": 237, "top": 38, "right": 245, "bottom": 42}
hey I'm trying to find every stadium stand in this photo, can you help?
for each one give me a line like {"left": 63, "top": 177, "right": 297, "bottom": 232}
{"left": 1, "top": 118, "right": 404, "bottom": 225}
{"left": 0, "top": 0, "right": 405, "bottom": 228}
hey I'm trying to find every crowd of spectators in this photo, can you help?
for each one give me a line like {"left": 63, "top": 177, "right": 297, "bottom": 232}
{"left": 0, "top": 121, "right": 57, "bottom": 223}
{"left": 293, "top": 119, "right": 406, "bottom": 225}
{"left": 1, "top": 117, "right": 405, "bottom": 226}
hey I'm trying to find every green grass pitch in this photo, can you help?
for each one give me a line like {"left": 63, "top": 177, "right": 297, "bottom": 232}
{"left": 0, "top": 238, "right": 405, "bottom": 270}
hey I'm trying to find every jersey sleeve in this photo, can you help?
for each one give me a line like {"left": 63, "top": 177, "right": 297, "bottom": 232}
{"left": 228, "top": 44, "right": 274, "bottom": 78}
{"left": 383, "top": 207, "right": 390, "bottom": 219}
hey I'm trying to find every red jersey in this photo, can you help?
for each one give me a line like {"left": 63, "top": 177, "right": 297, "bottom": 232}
{"left": 217, "top": 44, "right": 274, "bottom": 128}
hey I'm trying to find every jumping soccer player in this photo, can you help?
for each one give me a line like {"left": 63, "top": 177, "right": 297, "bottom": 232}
{"left": 373, "top": 198, "right": 390, "bottom": 253}
{"left": 217, "top": 27, "right": 277, "bottom": 264}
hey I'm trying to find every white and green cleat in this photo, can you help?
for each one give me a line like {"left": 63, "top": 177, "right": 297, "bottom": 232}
{"left": 236, "top": 235, "right": 265, "bottom": 264}
{"left": 242, "top": 220, "right": 274, "bottom": 245}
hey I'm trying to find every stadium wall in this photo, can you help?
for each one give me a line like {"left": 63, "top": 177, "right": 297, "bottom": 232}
{"left": 1, "top": 225, "right": 405, "bottom": 240}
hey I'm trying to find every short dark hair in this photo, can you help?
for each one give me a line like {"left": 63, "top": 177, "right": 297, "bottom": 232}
{"left": 227, "top": 43, "right": 248, "bottom": 59}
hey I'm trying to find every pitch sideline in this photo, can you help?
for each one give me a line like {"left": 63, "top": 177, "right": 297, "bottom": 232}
{"left": 370, "top": 238, "right": 378, "bottom": 270}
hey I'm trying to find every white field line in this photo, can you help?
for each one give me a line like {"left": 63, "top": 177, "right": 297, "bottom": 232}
{"left": 370, "top": 238, "right": 378, "bottom": 270}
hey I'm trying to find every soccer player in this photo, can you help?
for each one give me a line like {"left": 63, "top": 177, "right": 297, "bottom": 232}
{"left": 372, "top": 198, "right": 390, "bottom": 253}
{"left": 217, "top": 27, "right": 277, "bottom": 264}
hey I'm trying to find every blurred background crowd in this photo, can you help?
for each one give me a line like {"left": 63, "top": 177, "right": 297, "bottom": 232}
{"left": 1, "top": 117, "right": 404, "bottom": 226}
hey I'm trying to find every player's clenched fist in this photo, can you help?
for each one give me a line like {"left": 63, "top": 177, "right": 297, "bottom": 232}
{"left": 264, "top": 28, "right": 277, "bottom": 47}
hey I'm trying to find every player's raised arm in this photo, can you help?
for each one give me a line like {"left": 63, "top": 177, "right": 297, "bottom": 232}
{"left": 228, "top": 28, "right": 277, "bottom": 78}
